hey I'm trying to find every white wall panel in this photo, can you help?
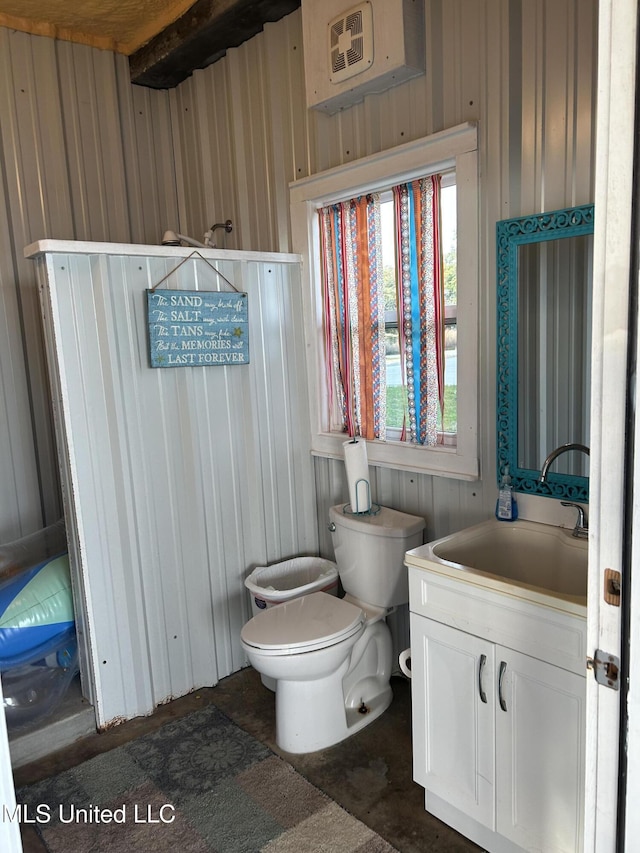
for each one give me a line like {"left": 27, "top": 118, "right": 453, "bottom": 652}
{"left": 163, "top": 0, "right": 597, "bottom": 549}
{"left": 167, "top": 14, "right": 312, "bottom": 254}
{"left": 125, "top": 85, "right": 180, "bottom": 246}
{"left": 0, "top": 29, "right": 179, "bottom": 542}
{"left": 0, "top": 157, "right": 42, "bottom": 541}
{"left": 0, "top": 30, "right": 74, "bottom": 537}
{"left": 32, "top": 242, "right": 316, "bottom": 726}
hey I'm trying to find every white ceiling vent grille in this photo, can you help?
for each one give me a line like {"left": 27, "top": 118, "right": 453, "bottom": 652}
{"left": 329, "top": 2, "right": 374, "bottom": 84}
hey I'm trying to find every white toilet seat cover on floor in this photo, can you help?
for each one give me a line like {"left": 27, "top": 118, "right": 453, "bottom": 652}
{"left": 241, "top": 592, "right": 364, "bottom": 654}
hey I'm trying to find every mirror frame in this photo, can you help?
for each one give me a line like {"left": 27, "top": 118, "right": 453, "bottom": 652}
{"left": 496, "top": 204, "right": 594, "bottom": 501}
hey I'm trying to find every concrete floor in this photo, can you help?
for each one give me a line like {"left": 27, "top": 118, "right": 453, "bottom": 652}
{"left": 9, "top": 676, "right": 95, "bottom": 770}
{"left": 14, "top": 667, "right": 483, "bottom": 853}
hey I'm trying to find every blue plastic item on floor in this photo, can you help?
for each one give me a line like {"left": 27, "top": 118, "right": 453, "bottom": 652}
{"left": 0, "top": 552, "right": 74, "bottom": 666}
{"left": 0, "top": 521, "right": 79, "bottom": 731}
{"left": 2, "top": 628, "right": 79, "bottom": 731}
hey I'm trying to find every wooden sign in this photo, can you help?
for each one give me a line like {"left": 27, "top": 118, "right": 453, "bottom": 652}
{"left": 147, "top": 289, "right": 249, "bottom": 368}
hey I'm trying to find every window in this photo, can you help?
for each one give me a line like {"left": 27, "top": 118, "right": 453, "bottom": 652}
{"left": 290, "top": 123, "right": 478, "bottom": 479}
{"left": 319, "top": 177, "right": 451, "bottom": 446}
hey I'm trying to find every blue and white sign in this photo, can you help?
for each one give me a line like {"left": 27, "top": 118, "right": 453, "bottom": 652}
{"left": 147, "top": 289, "right": 249, "bottom": 368}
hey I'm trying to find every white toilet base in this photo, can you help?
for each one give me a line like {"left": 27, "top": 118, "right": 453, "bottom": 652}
{"left": 273, "top": 620, "right": 394, "bottom": 754}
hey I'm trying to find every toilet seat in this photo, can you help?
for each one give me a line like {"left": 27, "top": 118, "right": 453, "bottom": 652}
{"left": 241, "top": 592, "right": 364, "bottom": 656}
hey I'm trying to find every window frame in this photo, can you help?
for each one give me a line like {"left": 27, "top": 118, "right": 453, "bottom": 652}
{"left": 290, "top": 122, "right": 479, "bottom": 480}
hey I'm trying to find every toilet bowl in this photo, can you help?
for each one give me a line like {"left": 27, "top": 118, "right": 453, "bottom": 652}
{"left": 240, "top": 504, "right": 425, "bottom": 754}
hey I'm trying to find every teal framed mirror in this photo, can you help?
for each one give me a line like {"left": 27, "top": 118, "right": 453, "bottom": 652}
{"left": 496, "top": 204, "right": 593, "bottom": 501}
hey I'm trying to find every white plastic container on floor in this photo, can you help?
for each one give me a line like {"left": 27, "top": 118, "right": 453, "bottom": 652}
{"left": 245, "top": 557, "right": 339, "bottom": 617}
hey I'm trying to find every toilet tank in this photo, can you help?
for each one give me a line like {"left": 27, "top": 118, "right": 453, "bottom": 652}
{"left": 329, "top": 504, "right": 425, "bottom": 607}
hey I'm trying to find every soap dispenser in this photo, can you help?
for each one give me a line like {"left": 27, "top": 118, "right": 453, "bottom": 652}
{"left": 496, "top": 465, "right": 518, "bottom": 521}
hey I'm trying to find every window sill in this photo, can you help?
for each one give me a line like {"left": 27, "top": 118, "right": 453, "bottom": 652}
{"left": 310, "top": 432, "right": 479, "bottom": 480}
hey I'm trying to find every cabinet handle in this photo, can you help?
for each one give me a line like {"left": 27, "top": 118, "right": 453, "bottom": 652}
{"left": 478, "top": 653, "right": 488, "bottom": 703}
{"left": 498, "top": 660, "right": 508, "bottom": 711}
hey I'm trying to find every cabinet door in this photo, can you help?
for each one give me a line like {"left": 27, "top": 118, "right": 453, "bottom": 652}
{"left": 410, "top": 613, "right": 495, "bottom": 829}
{"left": 495, "top": 647, "right": 585, "bottom": 853}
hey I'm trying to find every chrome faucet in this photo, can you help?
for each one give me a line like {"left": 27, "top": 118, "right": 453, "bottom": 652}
{"left": 539, "top": 443, "right": 590, "bottom": 483}
{"left": 561, "top": 501, "right": 589, "bottom": 539}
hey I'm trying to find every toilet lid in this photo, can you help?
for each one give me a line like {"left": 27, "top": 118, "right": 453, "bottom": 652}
{"left": 241, "top": 592, "right": 364, "bottom": 654}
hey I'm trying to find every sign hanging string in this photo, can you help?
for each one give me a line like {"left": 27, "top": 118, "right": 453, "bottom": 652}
{"left": 150, "top": 251, "right": 240, "bottom": 293}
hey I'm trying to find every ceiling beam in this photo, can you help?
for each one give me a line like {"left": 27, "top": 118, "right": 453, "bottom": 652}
{"left": 130, "top": 0, "right": 301, "bottom": 89}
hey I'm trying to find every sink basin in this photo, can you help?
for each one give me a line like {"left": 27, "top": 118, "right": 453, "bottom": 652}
{"left": 405, "top": 518, "right": 587, "bottom": 612}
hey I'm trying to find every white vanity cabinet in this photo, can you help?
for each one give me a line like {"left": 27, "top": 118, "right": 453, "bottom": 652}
{"left": 410, "top": 615, "right": 496, "bottom": 827}
{"left": 407, "top": 562, "right": 587, "bottom": 853}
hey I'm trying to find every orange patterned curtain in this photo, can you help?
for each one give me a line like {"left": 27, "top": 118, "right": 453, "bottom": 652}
{"left": 320, "top": 178, "right": 443, "bottom": 445}
{"left": 319, "top": 195, "right": 385, "bottom": 439}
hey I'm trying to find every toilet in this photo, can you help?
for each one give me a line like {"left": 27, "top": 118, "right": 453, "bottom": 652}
{"left": 240, "top": 503, "right": 425, "bottom": 753}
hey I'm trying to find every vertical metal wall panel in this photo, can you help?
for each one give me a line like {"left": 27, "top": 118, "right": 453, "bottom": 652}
{"left": 0, "top": 30, "right": 73, "bottom": 533}
{"left": 56, "top": 45, "right": 119, "bottom": 240}
{"left": 515, "top": 0, "right": 598, "bottom": 213}
{"left": 168, "top": 80, "right": 210, "bottom": 243}
{"left": 168, "top": 61, "right": 244, "bottom": 251}
{"left": 263, "top": 19, "right": 307, "bottom": 251}
{"left": 161, "top": 0, "right": 596, "bottom": 545}
{"left": 0, "top": 54, "right": 42, "bottom": 541}
{"left": 0, "top": 29, "right": 181, "bottom": 542}
{"left": 166, "top": 14, "right": 312, "bottom": 255}
{"left": 190, "top": 72, "right": 231, "bottom": 243}
{"left": 120, "top": 80, "right": 178, "bottom": 246}
{"left": 33, "top": 243, "right": 315, "bottom": 726}
{"left": 228, "top": 41, "right": 273, "bottom": 252}
{"left": 0, "top": 226, "right": 42, "bottom": 541}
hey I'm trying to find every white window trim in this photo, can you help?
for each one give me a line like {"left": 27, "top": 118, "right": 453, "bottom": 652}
{"left": 289, "top": 121, "right": 479, "bottom": 480}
